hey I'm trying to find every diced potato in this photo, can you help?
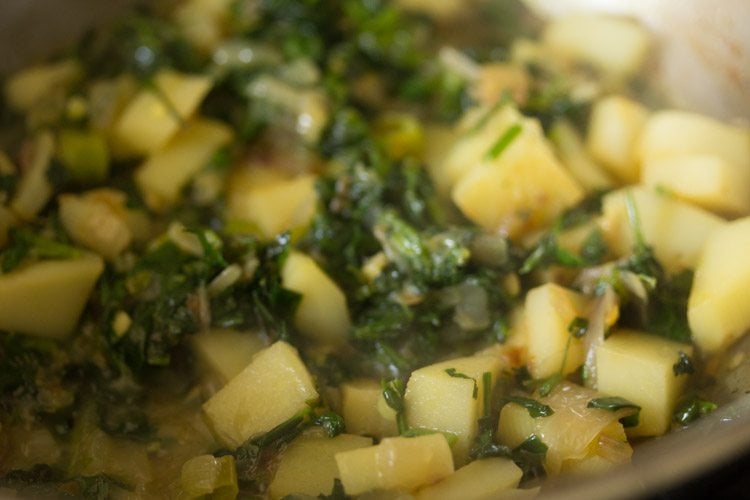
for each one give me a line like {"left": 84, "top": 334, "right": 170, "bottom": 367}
{"left": 202, "top": 341, "right": 318, "bottom": 448}
{"left": 596, "top": 330, "right": 694, "bottom": 437}
{"left": 549, "top": 120, "right": 614, "bottom": 191}
{"left": 58, "top": 191, "right": 133, "bottom": 260}
{"left": 525, "top": 283, "right": 591, "bottom": 379}
{"left": 10, "top": 132, "right": 54, "bottom": 221}
{"left": 637, "top": 110, "right": 750, "bottom": 168}
{"left": 600, "top": 186, "right": 726, "bottom": 272}
{"left": 111, "top": 70, "right": 213, "bottom": 157}
{"left": 432, "top": 105, "right": 520, "bottom": 197}
{"left": 191, "top": 329, "right": 268, "bottom": 383}
{"left": 281, "top": 251, "right": 351, "bottom": 346}
{"left": 227, "top": 167, "right": 317, "bottom": 241}
{"left": 638, "top": 110, "right": 750, "bottom": 216}
{"left": 180, "top": 454, "right": 238, "bottom": 499}
{"left": 0, "top": 253, "right": 104, "bottom": 338}
{"left": 58, "top": 129, "right": 110, "bottom": 184}
{"left": 470, "top": 63, "right": 530, "bottom": 107}
{"left": 335, "top": 434, "right": 454, "bottom": 495}
{"left": 450, "top": 108, "right": 583, "bottom": 239}
{"left": 415, "top": 457, "right": 522, "bottom": 500}
{"left": 689, "top": 217, "right": 750, "bottom": 353}
{"left": 541, "top": 15, "right": 651, "bottom": 78}
{"left": 341, "top": 379, "right": 398, "bottom": 439}
{"left": 497, "top": 382, "right": 633, "bottom": 474}
{"left": 4, "top": 59, "right": 81, "bottom": 112}
{"left": 404, "top": 354, "right": 503, "bottom": 464}
{"left": 642, "top": 155, "right": 750, "bottom": 216}
{"left": 174, "top": 0, "right": 233, "bottom": 53}
{"left": 585, "top": 96, "right": 649, "bottom": 183}
{"left": 269, "top": 432, "right": 373, "bottom": 499}
{"left": 135, "top": 118, "right": 233, "bottom": 211}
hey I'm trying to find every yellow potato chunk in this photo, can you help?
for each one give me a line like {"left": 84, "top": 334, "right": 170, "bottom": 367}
{"left": 432, "top": 105, "right": 523, "bottom": 197}
{"left": 451, "top": 111, "right": 583, "bottom": 239}
{"left": 600, "top": 186, "right": 726, "bottom": 273}
{"left": 58, "top": 191, "right": 133, "bottom": 260}
{"left": 269, "top": 432, "right": 373, "bottom": 499}
{"left": 4, "top": 59, "right": 81, "bottom": 112}
{"left": 10, "top": 132, "right": 54, "bottom": 222}
{"left": 689, "top": 217, "right": 750, "bottom": 353}
{"left": 227, "top": 167, "right": 317, "bottom": 241}
{"left": 585, "top": 95, "right": 649, "bottom": 183}
{"left": 281, "top": 251, "right": 351, "bottom": 346}
{"left": 549, "top": 120, "right": 614, "bottom": 191}
{"left": 525, "top": 283, "right": 590, "bottom": 379}
{"left": 112, "top": 70, "right": 213, "bottom": 157}
{"left": 340, "top": 379, "right": 398, "bottom": 439}
{"left": 415, "top": 457, "right": 522, "bottom": 500}
{"left": 596, "top": 330, "right": 694, "bottom": 437}
{"left": 202, "top": 341, "right": 318, "bottom": 448}
{"left": 135, "top": 118, "right": 232, "bottom": 211}
{"left": 542, "top": 14, "right": 651, "bottom": 78}
{"left": 642, "top": 155, "right": 750, "bottom": 216}
{"left": 174, "top": 0, "right": 233, "bottom": 53}
{"left": 404, "top": 354, "right": 503, "bottom": 464}
{"left": 335, "top": 434, "right": 454, "bottom": 495}
{"left": 637, "top": 111, "right": 750, "bottom": 216}
{"left": 191, "top": 329, "right": 268, "bottom": 383}
{"left": 638, "top": 110, "right": 750, "bottom": 167}
{"left": 0, "top": 253, "right": 104, "bottom": 338}
{"left": 497, "top": 382, "right": 633, "bottom": 474}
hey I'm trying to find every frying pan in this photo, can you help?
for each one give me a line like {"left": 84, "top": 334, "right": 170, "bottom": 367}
{"left": 0, "top": 1, "right": 749, "bottom": 498}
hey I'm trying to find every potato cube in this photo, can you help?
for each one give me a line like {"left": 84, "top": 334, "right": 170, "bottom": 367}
{"left": 404, "top": 354, "right": 503, "bottom": 464}
{"left": 135, "top": 118, "right": 232, "bottom": 211}
{"left": 689, "top": 217, "right": 750, "bottom": 353}
{"left": 174, "top": 0, "right": 233, "bottom": 53}
{"left": 59, "top": 191, "right": 132, "bottom": 260}
{"left": 432, "top": 105, "right": 522, "bottom": 197}
{"left": 191, "top": 329, "right": 268, "bottom": 383}
{"left": 4, "top": 59, "right": 81, "bottom": 112}
{"left": 452, "top": 114, "right": 583, "bottom": 239}
{"left": 525, "top": 283, "right": 590, "bottom": 379}
{"left": 415, "top": 457, "right": 522, "bottom": 500}
{"left": 637, "top": 110, "right": 750, "bottom": 168}
{"left": 549, "top": 120, "right": 614, "bottom": 191}
{"left": 202, "top": 341, "right": 318, "bottom": 448}
{"left": 0, "top": 253, "right": 103, "bottom": 338}
{"left": 340, "top": 379, "right": 398, "bottom": 439}
{"left": 269, "top": 432, "right": 373, "bottom": 499}
{"left": 596, "top": 330, "right": 694, "bottom": 437}
{"left": 112, "top": 70, "right": 212, "bottom": 157}
{"left": 542, "top": 14, "right": 651, "bottom": 78}
{"left": 227, "top": 167, "right": 317, "bottom": 241}
{"left": 281, "top": 251, "right": 351, "bottom": 345}
{"left": 600, "top": 186, "right": 726, "bottom": 272}
{"left": 335, "top": 434, "right": 454, "bottom": 495}
{"left": 496, "top": 382, "right": 633, "bottom": 474}
{"left": 642, "top": 155, "right": 750, "bottom": 216}
{"left": 585, "top": 95, "right": 649, "bottom": 183}
{"left": 10, "top": 132, "right": 54, "bottom": 222}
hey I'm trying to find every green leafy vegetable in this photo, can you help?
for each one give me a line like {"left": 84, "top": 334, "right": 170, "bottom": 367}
{"left": 673, "top": 351, "right": 695, "bottom": 376}
{"left": 587, "top": 396, "right": 641, "bottom": 428}
{"left": 673, "top": 396, "right": 717, "bottom": 426}
{"left": 506, "top": 396, "right": 554, "bottom": 418}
